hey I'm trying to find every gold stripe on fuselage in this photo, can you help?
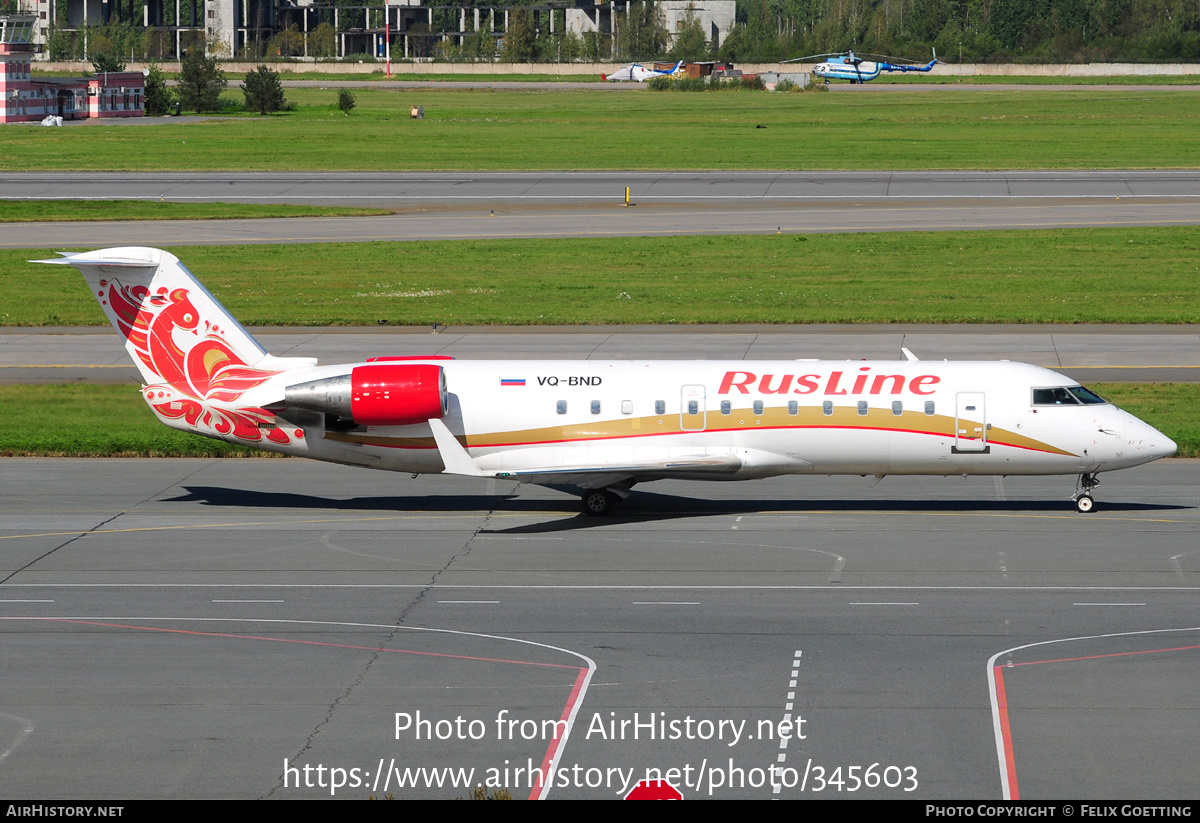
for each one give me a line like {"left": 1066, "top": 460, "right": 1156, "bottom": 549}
{"left": 323, "top": 406, "right": 1076, "bottom": 457}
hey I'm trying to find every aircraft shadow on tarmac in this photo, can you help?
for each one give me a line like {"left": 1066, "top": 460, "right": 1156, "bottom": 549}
{"left": 167, "top": 486, "right": 1191, "bottom": 534}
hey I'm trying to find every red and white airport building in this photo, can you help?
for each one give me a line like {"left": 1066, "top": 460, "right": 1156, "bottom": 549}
{"left": 1, "top": 14, "right": 144, "bottom": 123}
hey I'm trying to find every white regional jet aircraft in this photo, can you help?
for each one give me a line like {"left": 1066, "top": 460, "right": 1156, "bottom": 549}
{"left": 43, "top": 247, "right": 1176, "bottom": 515}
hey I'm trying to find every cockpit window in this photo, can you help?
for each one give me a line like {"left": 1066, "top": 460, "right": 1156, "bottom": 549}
{"left": 1068, "top": 386, "right": 1107, "bottom": 405}
{"left": 1033, "top": 387, "right": 1080, "bottom": 406}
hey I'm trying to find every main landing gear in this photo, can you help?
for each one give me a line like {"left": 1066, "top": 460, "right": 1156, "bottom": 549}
{"left": 1073, "top": 472, "right": 1100, "bottom": 513}
{"left": 581, "top": 489, "right": 622, "bottom": 517}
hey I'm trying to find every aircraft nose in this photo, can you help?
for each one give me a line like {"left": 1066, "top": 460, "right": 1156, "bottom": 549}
{"left": 1149, "top": 431, "right": 1178, "bottom": 459}
{"left": 1136, "top": 418, "right": 1176, "bottom": 460}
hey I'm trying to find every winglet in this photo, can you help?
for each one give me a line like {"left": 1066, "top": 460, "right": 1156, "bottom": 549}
{"left": 428, "top": 418, "right": 488, "bottom": 477}
{"left": 902, "top": 347, "right": 920, "bottom": 362}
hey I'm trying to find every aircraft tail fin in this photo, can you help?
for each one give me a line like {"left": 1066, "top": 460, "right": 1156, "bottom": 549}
{"left": 34, "top": 247, "right": 315, "bottom": 399}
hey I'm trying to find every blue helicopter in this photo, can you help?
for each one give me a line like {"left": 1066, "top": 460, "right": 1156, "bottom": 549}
{"left": 785, "top": 49, "right": 938, "bottom": 84}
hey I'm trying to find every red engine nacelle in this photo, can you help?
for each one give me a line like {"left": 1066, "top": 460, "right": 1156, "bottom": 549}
{"left": 351, "top": 363, "right": 447, "bottom": 426}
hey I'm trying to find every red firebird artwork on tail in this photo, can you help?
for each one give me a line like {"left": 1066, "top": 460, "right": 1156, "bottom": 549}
{"left": 91, "top": 264, "right": 296, "bottom": 446}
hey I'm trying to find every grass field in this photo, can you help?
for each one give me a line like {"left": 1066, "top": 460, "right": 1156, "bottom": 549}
{"left": 0, "top": 201, "right": 391, "bottom": 222}
{"left": 2, "top": 381, "right": 1193, "bottom": 458}
{"left": 4, "top": 228, "right": 1197, "bottom": 326}
{"left": 4, "top": 87, "right": 1200, "bottom": 171}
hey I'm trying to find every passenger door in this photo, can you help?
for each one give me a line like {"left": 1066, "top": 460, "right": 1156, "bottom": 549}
{"left": 954, "top": 392, "right": 988, "bottom": 453}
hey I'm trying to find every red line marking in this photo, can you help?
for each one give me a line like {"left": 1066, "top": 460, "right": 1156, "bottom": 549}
{"left": 1011, "top": 643, "right": 1200, "bottom": 668}
{"left": 45, "top": 619, "right": 580, "bottom": 669}
{"left": 528, "top": 666, "right": 589, "bottom": 801}
{"left": 993, "top": 665, "right": 1020, "bottom": 800}
{"left": 994, "top": 644, "right": 1199, "bottom": 800}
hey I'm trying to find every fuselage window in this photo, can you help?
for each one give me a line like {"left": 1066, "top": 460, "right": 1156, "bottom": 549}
{"left": 892, "top": 401, "right": 903, "bottom": 416}
{"left": 787, "top": 401, "right": 798, "bottom": 415}
{"left": 556, "top": 400, "right": 567, "bottom": 415}
{"left": 753, "top": 400, "right": 764, "bottom": 415}
{"left": 621, "top": 400, "right": 633, "bottom": 415}
{"left": 857, "top": 401, "right": 868, "bottom": 416}
{"left": 591, "top": 400, "right": 601, "bottom": 415}
{"left": 822, "top": 400, "right": 833, "bottom": 416}
{"left": 655, "top": 400, "right": 666, "bottom": 415}
{"left": 924, "top": 400, "right": 935, "bottom": 416}
{"left": 687, "top": 400, "right": 699, "bottom": 415}
{"left": 720, "top": 400, "right": 731, "bottom": 415}
{"left": 1033, "top": 387, "right": 1080, "bottom": 406}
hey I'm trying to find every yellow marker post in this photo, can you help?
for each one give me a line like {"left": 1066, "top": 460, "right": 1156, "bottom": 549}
{"left": 625, "top": 186, "right": 630, "bottom": 207}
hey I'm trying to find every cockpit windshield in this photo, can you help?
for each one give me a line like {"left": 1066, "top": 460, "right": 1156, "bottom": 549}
{"left": 1032, "top": 386, "right": 1108, "bottom": 406}
{"left": 1068, "top": 385, "right": 1107, "bottom": 405}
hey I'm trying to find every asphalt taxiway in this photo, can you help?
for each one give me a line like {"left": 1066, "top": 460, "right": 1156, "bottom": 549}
{"left": 8, "top": 170, "right": 1200, "bottom": 205}
{"left": 2, "top": 458, "right": 1196, "bottom": 799}
{"left": 3, "top": 170, "right": 1200, "bottom": 247}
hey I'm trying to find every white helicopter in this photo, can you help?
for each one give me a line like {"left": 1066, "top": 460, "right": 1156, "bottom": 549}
{"left": 785, "top": 49, "right": 938, "bottom": 84}
{"left": 602, "top": 60, "right": 684, "bottom": 82}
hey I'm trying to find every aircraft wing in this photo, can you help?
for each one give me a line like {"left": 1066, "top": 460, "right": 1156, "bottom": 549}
{"left": 491, "top": 455, "right": 743, "bottom": 488}
{"left": 428, "top": 420, "right": 806, "bottom": 488}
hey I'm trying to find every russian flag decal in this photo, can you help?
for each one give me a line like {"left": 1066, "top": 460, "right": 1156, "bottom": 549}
{"left": 500, "top": 378, "right": 526, "bottom": 387}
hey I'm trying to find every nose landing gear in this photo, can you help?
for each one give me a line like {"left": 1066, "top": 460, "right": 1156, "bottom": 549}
{"left": 1073, "top": 473, "right": 1100, "bottom": 513}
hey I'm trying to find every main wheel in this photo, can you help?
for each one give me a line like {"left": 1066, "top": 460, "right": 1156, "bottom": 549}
{"left": 1075, "top": 494, "right": 1095, "bottom": 513}
{"left": 582, "top": 489, "right": 617, "bottom": 517}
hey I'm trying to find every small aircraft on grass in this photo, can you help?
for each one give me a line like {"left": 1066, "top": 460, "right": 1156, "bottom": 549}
{"left": 41, "top": 247, "right": 1176, "bottom": 516}
{"left": 603, "top": 60, "right": 684, "bottom": 82}
{"left": 785, "top": 49, "right": 938, "bottom": 83}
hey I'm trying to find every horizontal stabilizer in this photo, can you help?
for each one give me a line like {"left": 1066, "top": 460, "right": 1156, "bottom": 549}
{"left": 32, "top": 252, "right": 159, "bottom": 270}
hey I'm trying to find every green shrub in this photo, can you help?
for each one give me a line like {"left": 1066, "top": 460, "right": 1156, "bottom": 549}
{"left": 242, "top": 64, "right": 288, "bottom": 114}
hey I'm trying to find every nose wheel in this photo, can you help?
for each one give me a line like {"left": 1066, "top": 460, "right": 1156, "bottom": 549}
{"left": 1073, "top": 473, "right": 1100, "bottom": 513}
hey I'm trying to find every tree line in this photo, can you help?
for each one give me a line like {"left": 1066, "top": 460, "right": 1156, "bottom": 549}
{"left": 711, "top": 0, "right": 1200, "bottom": 63}
{"left": 38, "top": 0, "right": 1200, "bottom": 63}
